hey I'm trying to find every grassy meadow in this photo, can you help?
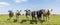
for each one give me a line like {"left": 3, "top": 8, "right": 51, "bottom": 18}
{"left": 0, "top": 14, "right": 60, "bottom": 25}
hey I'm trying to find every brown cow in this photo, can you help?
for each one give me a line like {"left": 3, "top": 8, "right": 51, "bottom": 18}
{"left": 43, "top": 9, "right": 53, "bottom": 21}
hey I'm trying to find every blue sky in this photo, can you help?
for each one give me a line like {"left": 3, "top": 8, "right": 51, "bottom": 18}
{"left": 0, "top": 0, "right": 60, "bottom": 14}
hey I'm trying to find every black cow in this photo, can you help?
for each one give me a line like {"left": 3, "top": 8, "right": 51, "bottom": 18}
{"left": 31, "top": 11, "right": 38, "bottom": 24}
{"left": 31, "top": 11, "right": 37, "bottom": 20}
{"left": 37, "top": 9, "right": 44, "bottom": 21}
{"left": 8, "top": 10, "right": 14, "bottom": 20}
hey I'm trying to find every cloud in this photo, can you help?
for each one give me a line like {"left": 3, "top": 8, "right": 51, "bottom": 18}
{"left": 14, "top": 0, "right": 28, "bottom": 3}
{"left": 22, "top": 0, "right": 28, "bottom": 2}
{"left": 0, "top": 2, "right": 10, "bottom": 7}
{"left": 14, "top": 0, "right": 21, "bottom": 3}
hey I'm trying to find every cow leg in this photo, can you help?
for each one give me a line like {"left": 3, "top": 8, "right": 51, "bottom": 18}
{"left": 37, "top": 16, "right": 39, "bottom": 20}
{"left": 32, "top": 15, "right": 34, "bottom": 20}
{"left": 37, "top": 15, "right": 40, "bottom": 20}
{"left": 34, "top": 17, "right": 37, "bottom": 24}
{"left": 8, "top": 16, "right": 12, "bottom": 21}
{"left": 38, "top": 14, "right": 42, "bottom": 21}
{"left": 31, "top": 15, "right": 34, "bottom": 23}
{"left": 26, "top": 15, "right": 30, "bottom": 21}
{"left": 35, "top": 15, "right": 37, "bottom": 21}
{"left": 46, "top": 15, "right": 49, "bottom": 22}
{"left": 9, "top": 16, "right": 12, "bottom": 20}
{"left": 39, "top": 15, "right": 42, "bottom": 21}
{"left": 32, "top": 17, "right": 33, "bottom": 20}
{"left": 48, "top": 15, "right": 50, "bottom": 22}
{"left": 43, "top": 16, "right": 45, "bottom": 21}
{"left": 16, "top": 15, "right": 20, "bottom": 22}
{"left": 45, "top": 15, "right": 50, "bottom": 22}
{"left": 46, "top": 16, "right": 47, "bottom": 21}
{"left": 43, "top": 15, "right": 47, "bottom": 22}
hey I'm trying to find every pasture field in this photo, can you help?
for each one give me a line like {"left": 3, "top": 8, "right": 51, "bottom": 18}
{"left": 0, "top": 14, "right": 60, "bottom": 25}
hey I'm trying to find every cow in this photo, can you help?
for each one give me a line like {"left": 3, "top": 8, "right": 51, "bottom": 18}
{"left": 15, "top": 10, "right": 21, "bottom": 22}
{"left": 25, "top": 9, "right": 31, "bottom": 21}
{"left": 37, "top": 9, "right": 44, "bottom": 21}
{"left": 36, "top": 9, "right": 53, "bottom": 22}
{"left": 8, "top": 10, "right": 14, "bottom": 21}
{"left": 31, "top": 11, "right": 37, "bottom": 20}
{"left": 31, "top": 11, "right": 37, "bottom": 24}
{"left": 42, "top": 9, "right": 53, "bottom": 21}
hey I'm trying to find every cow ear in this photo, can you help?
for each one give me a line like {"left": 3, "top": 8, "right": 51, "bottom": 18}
{"left": 51, "top": 9, "right": 53, "bottom": 11}
{"left": 28, "top": 10, "right": 30, "bottom": 11}
{"left": 20, "top": 10, "right": 21, "bottom": 12}
{"left": 25, "top": 10, "right": 26, "bottom": 11}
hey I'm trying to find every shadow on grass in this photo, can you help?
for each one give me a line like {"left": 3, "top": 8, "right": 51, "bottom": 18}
{"left": 13, "top": 19, "right": 45, "bottom": 24}
{"left": 30, "top": 20, "right": 37, "bottom": 24}
{"left": 40, "top": 20, "right": 45, "bottom": 25}
{"left": 40, "top": 20, "right": 45, "bottom": 23}
{"left": 7, "top": 19, "right": 17, "bottom": 23}
{"left": 20, "top": 20, "right": 27, "bottom": 23}
{"left": 13, "top": 19, "right": 17, "bottom": 22}
{"left": 19, "top": 19, "right": 45, "bottom": 24}
{"left": 30, "top": 20, "right": 45, "bottom": 24}
{"left": 20, "top": 19, "right": 37, "bottom": 24}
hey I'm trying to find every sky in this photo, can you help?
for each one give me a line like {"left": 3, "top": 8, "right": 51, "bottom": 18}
{"left": 0, "top": 0, "right": 60, "bottom": 14}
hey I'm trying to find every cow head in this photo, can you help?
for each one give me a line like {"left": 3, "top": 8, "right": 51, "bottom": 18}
{"left": 25, "top": 9, "right": 30, "bottom": 12}
{"left": 8, "top": 10, "right": 12, "bottom": 13}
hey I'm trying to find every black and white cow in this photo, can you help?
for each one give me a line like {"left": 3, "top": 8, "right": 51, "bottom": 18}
{"left": 16, "top": 10, "right": 21, "bottom": 21}
{"left": 25, "top": 9, "right": 31, "bottom": 20}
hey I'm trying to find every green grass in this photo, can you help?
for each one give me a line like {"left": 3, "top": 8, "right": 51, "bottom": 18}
{"left": 0, "top": 14, "right": 60, "bottom": 25}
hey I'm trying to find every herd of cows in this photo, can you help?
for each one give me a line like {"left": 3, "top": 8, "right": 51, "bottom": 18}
{"left": 8, "top": 9, "right": 53, "bottom": 22}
